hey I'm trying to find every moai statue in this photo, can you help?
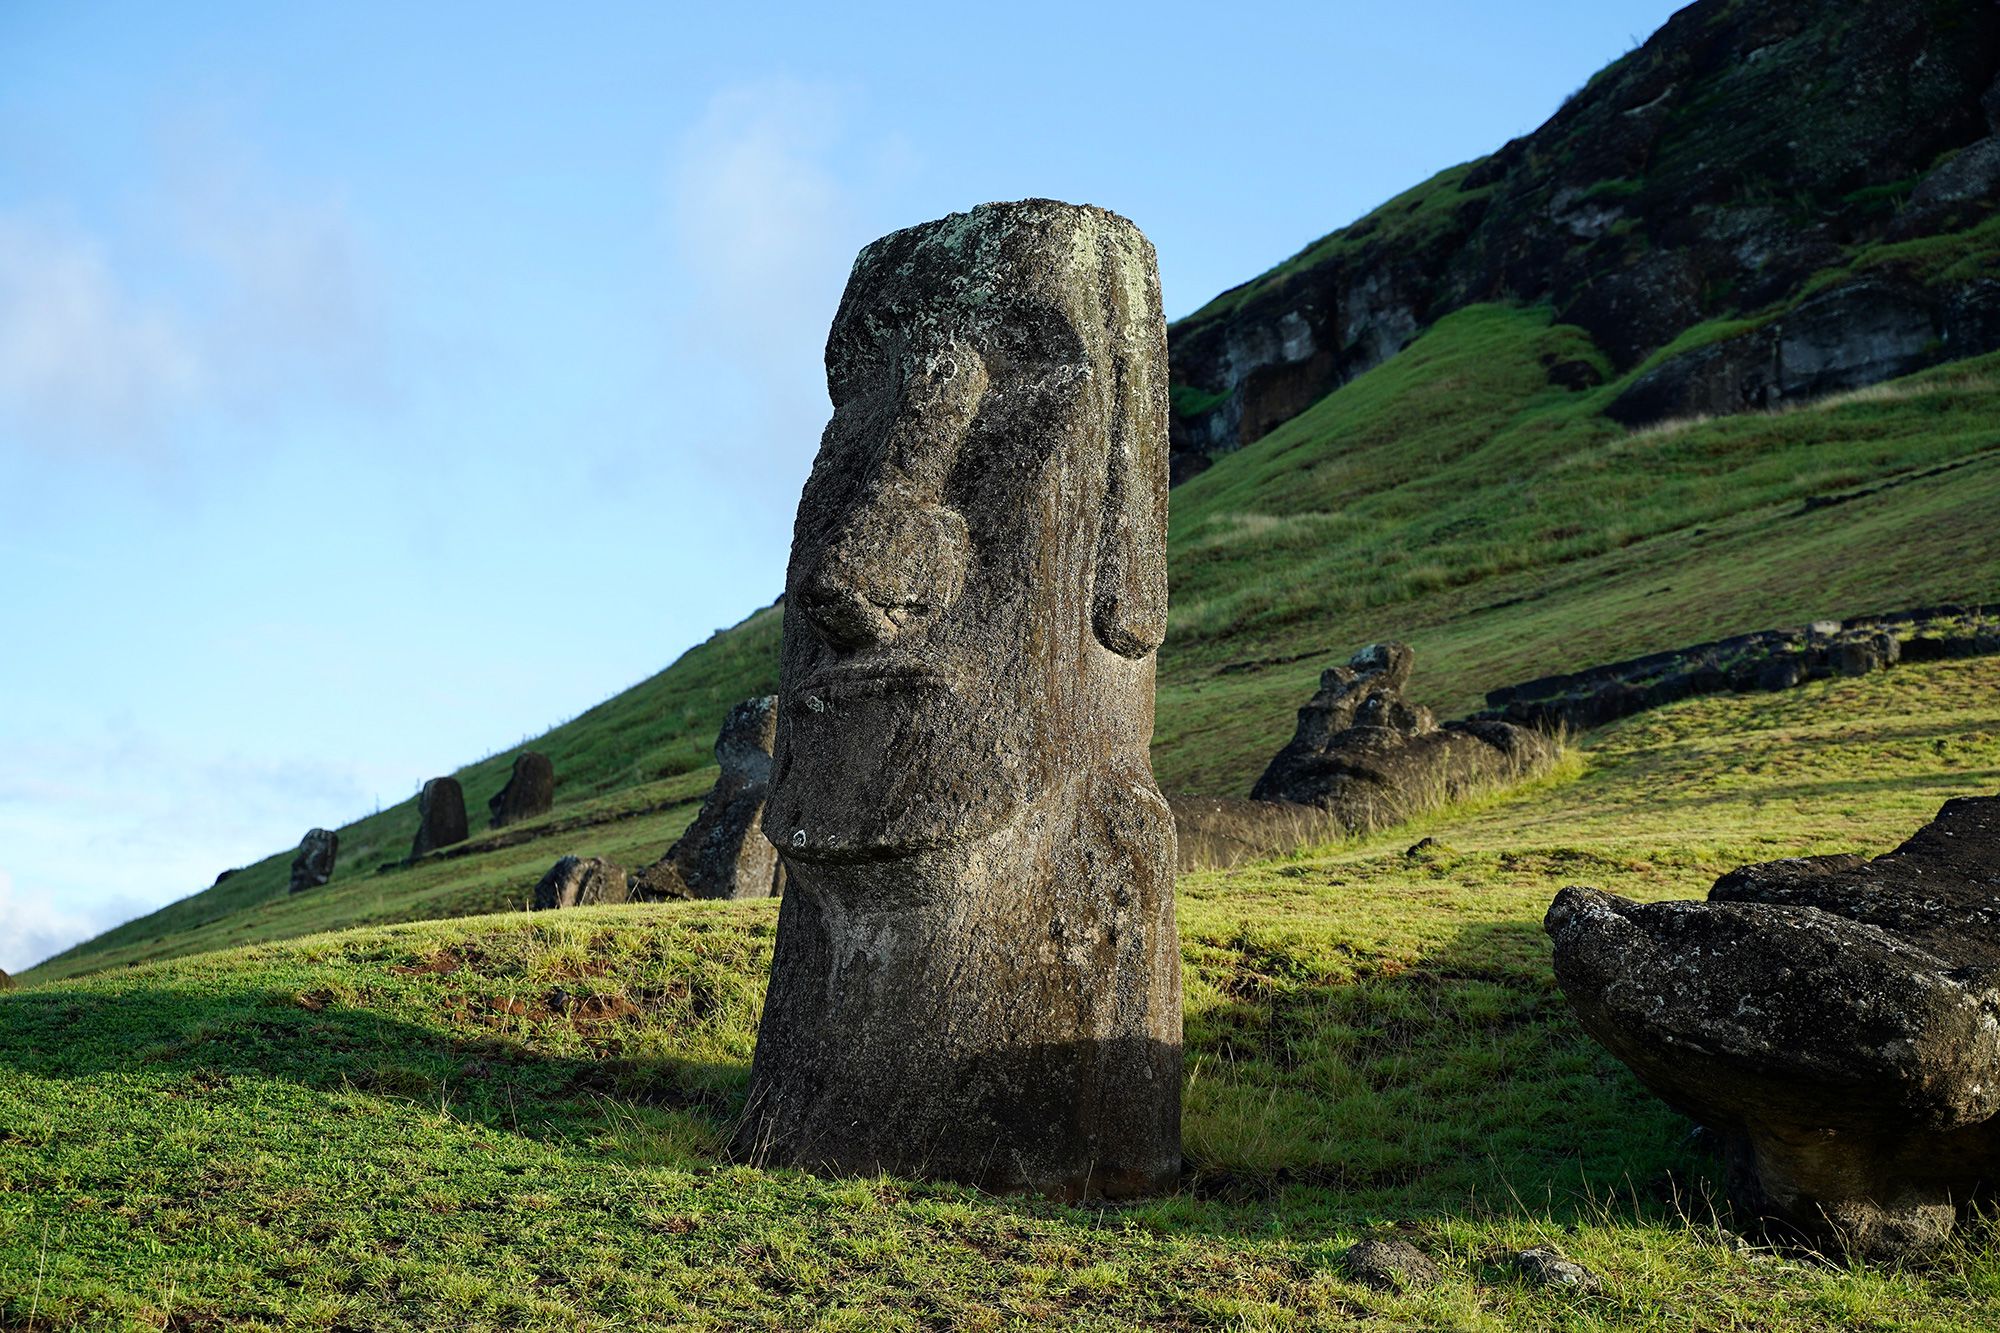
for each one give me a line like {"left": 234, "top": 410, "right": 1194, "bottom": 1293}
{"left": 288, "top": 828, "right": 338, "bottom": 894}
{"left": 409, "top": 777, "right": 469, "bottom": 859}
{"left": 488, "top": 751, "right": 555, "bottom": 828}
{"left": 666, "top": 697, "right": 784, "bottom": 900}
{"left": 732, "top": 200, "right": 1180, "bottom": 1199}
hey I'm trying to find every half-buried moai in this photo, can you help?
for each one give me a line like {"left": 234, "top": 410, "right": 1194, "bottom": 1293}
{"left": 409, "top": 777, "right": 469, "bottom": 859}
{"left": 488, "top": 751, "right": 554, "bottom": 828}
{"left": 288, "top": 828, "right": 338, "bottom": 894}
{"left": 636, "top": 696, "right": 784, "bottom": 901}
{"left": 733, "top": 200, "right": 1180, "bottom": 1198}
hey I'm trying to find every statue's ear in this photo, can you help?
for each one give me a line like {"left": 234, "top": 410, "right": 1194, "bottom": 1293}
{"left": 1092, "top": 330, "right": 1170, "bottom": 658}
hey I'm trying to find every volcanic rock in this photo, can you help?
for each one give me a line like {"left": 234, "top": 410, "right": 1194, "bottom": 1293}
{"left": 734, "top": 200, "right": 1182, "bottom": 1199}
{"left": 1339, "top": 1236, "right": 1441, "bottom": 1291}
{"left": 530, "top": 855, "right": 629, "bottom": 911}
{"left": 1546, "top": 797, "right": 2000, "bottom": 1258}
{"left": 488, "top": 751, "right": 554, "bottom": 828}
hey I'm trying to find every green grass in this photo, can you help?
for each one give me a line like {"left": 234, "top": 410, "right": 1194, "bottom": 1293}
{"left": 6, "top": 658, "right": 1999, "bottom": 1330}
{"left": 32, "top": 306, "right": 2000, "bottom": 983}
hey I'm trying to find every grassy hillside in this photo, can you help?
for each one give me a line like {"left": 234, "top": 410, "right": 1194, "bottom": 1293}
{"left": 29, "top": 308, "right": 2000, "bottom": 983}
{"left": 6, "top": 658, "right": 1997, "bottom": 1329}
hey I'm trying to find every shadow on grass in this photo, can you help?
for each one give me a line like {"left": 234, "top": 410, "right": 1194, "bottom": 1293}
{"left": 0, "top": 978, "right": 747, "bottom": 1170}
{"left": 0, "top": 915, "right": 1700, "bottom": 1231}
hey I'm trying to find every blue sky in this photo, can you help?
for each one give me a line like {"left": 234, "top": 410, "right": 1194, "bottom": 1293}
{"left": 0, "top": 0, "right": 1689, "bottom": 970}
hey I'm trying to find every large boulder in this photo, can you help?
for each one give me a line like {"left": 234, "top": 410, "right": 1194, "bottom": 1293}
{"left": 488, "top": 751, "right": 554, "bottom": 828}
{"left": 644, "top": 697, "right": 784, "bottom": 900}
{"left": 409, "top": 777, "right": 469, "bottom": 859}
{"left": 287, "top": 828, "right": 338, "bottom": 894}
{"left": 1546, "top": 797, "right": 2000, "bottom": 1258}
{"left": 735, "top": 200, "right": 1182, "bottom": 1199}
{"left": 529, "top": 856, "right": 629, "bottom": 911}
{"left": 1251, "top": 643, "right": 1558, "bottom": 832}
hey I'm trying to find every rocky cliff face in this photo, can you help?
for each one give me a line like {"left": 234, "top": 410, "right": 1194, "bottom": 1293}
{"left": 1168, "top": 0, "right": 2000, "bottom": 480}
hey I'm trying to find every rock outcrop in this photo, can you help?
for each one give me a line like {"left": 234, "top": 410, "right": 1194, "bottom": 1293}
{"left": 0, "top": 968, "right": 12, "bottom": 991}
{"left": 1547, "top": 797, "right": 2000, "bottom": 1258}
{"left": 735, "top": 200, "right": 1182, "bottom": 1199}
{"left": 1483, "top": 605, "right": 2000, "bottom": 735}
{"left": 1250, "top": 643, "right": 1558, "bottom": 834}
{"left": 641, "top": 697, "right": 784, "bottom": 900}
{"left": 529, "top": 855, "right": 629, "bottom": 911}
{"left": 1167, "top": 0, "right": 2000, "bottom": 473}
{"left": 409, "top": 777, "right": 469, "bottom": 859}
{"left": 287, "top": 828, "right": 338, "bottom": 894}
{"left": 488, "top": 751, "right": 554, "bottom": 829}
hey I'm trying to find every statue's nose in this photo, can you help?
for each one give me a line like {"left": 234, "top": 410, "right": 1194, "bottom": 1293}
{"left": 799, "top": 482, "right": 970, "bottom": 652}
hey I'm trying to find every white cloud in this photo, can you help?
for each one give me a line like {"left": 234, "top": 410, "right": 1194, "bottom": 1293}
{"left": 0, "top": 216, "right": 205, "bottom": 453}
{"left": 0, "top": 125, "right": 388, "bottom": 458}
{"left": 667, "top": 78, "right": 870, "bottom": 486}
{"left": 0, "top": 868, "right": 148, "bottom": 976}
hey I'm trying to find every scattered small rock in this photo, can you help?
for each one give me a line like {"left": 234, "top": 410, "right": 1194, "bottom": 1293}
{"left": 530, "top": 855, "right": 628, "bottom": 911}
{"left": 288, "top": 828, "right": 338, "bottom": 894}
{"left": 1405, "top": 837, "right": 1448, "bottom": 859}
{"left": 1508, "top": 1247, "right": 1605, "bottom": 1295}
{"left": 1339, "top": 1235, "right": 1441, "bottom": 1291}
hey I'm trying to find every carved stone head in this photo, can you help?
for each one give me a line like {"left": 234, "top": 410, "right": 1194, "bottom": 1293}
{"left": 765, "top": 200, "right": 1170, "bottom": 860}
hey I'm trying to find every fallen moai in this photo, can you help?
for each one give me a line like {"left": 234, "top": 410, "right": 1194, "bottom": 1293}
{"left": 1483, "top": 604, "right": 2000, "bottom": 734}
{"left": 488, "top": 751, "right": 554, "bottom": 828}
{"left": 409, "top": 777, "right": 469, "bottom": 859}
{"left": 287, "top": 828, "right": 338, "bottom": 894}
{"left": 734, "top": 199, "right": 1182, "bottom": 1198}
{"left": 530, "top": 855, "right": 629, "bottom": 911}
{"left": 633, "top": 697, "right": 784, "bottom": 901}
{"left": 1249, "top": 642, "right": 1559, "bottom": 835}
{"left": 1547, "top": 796, "right": 2000, "bottom": 1259}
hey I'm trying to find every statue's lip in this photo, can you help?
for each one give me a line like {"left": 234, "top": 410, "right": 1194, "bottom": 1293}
{"left": 799, "top": 660, "right": 951, "bottom": 695}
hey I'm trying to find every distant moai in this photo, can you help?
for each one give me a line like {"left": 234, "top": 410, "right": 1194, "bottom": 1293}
{"left": 409, "top": 777, "right": 469, "bottom": 859}
{"left": 488, "top": 751, "right": 554, "bottom": 828}
{"left": 288, "top": 828, "right": 338, "bottom": 894}
{"left": 661, "top": 696, "right": 784, "bottom": 899}
{"left": 733, "top": 200, "right": 1181, "bottom": 1198}
{"left": 530, "top": 855, "right": 629, "bottom": 910}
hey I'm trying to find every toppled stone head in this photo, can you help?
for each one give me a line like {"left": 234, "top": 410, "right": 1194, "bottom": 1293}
{"left": 530, "top": 855, "right": 629, "bottom": 911}
{"left": 1547, "top": 796, "right": 2000, "bottom": 1259}
{"left": 738, "top": 200, "right": 1180, "bottom": 1198}
{"left": 1251, "top": 641, "right": 1556, "bottom": 832}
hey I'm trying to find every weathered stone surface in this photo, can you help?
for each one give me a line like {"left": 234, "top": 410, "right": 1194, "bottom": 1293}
{"left": 1168, "top": 796, "right": 1341, "bottom": 872}
{"left": 1339, "top": 1236, "right": 1441, "bottom": 1291}
{"left": 647, "top": 697, "right": 784, "bottom": 900}
{"left": 288, "top": 828, "right": 338, "bottom": 894}
{"left": 734, "top": 200, "right": 1181, "bottom": 1199}
{"left": 1546, "top": 797, "right": 2000, "bottom": 1258}
{"left": 1251, "top": 643, "right": 1558, "bottom": 832}
{"left": 530, "top": 855, "right": 629, "bottom": 911}
{"left": 410, "top": 777, "right": 469, "bottom": 859}
{"left": 488, "top": 751, "right": 554, "bottom": 828}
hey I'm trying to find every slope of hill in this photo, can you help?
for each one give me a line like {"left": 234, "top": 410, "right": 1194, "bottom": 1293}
{"left": 26, "top": 0, "right": 2000, "bottom": 987}
{"left": 1168, "top": 0, "right": 2000, "bottom": 476}
{"left": 7, "top": 657, "right": 1998, "bottom": 1328}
